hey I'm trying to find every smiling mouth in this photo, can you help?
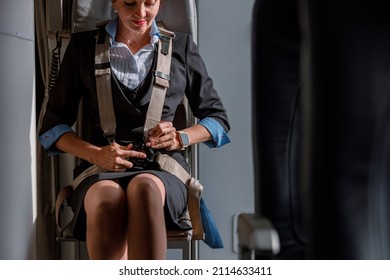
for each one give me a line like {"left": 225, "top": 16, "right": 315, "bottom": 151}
{"left": 132, "top": 19, "right": 147, "bottom": 25}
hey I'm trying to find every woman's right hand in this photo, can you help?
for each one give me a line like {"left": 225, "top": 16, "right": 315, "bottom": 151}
{"left": 55, "top": 132, "right": 148, "bottom": 172}
{"left": 92, "top": 142, "right": 147, "bottom": 172}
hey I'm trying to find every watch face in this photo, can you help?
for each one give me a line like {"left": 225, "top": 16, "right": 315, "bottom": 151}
{"left": 180, "top": 132, "right": 190, "bottom": 146}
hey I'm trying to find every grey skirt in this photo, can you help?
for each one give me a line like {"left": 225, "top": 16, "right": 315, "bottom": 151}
{"left": 69, "top": 167, "right": 190, "bottom": 241}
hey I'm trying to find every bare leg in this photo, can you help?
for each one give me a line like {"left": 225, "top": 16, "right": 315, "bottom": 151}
{"left": 84, "top": 180, "right": 127, "bottom": 259}
{"left": 126, "top": 173, "right": 167, "bottom": 260}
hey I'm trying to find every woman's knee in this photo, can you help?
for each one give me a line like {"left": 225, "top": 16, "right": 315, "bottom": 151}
{"left": 127, "top": 174, "right": 166, "bottom": 207}
{"left": 84, "top": 180, "right": 126, "bottom": 217}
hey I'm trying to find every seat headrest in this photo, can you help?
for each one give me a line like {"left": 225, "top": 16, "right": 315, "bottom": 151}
{"left": 157, "top": 0, "right": 197, "bottom": 42}
{"left": 71, "top": 0, "right": 114, "bottom": 33}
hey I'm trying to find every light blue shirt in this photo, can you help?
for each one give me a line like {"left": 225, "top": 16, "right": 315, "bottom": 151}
{"left": 39, "top": 18, "right": 230, "bottom": 154}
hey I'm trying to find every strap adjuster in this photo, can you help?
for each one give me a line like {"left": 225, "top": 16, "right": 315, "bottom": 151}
{"left": 160, "top": 35, "right": 171, "bottom": 55}
{"left": 95, "top": 67, "right": 111, "bottom": 77}
{"left": 154, "top": 70, "right": 170, "bottom": 81}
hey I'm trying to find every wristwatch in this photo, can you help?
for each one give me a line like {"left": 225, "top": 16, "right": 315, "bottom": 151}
{"left": 176, "top": 131, "right": 190, "bottom": 149}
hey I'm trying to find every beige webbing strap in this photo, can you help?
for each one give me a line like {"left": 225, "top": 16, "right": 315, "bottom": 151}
{"left": 55, "top": 185, "right": 73, "bottom": 237}
{"left": 95, "top": 29, "right": 116, "bottom": 143}
{"left": 156, "top": 154, "right": 204, "bottom": 240}
{"left": 143, "top": 28, "right": 176, "bottom": 140}
{"left": 55, "top": 164, "right": 108, "bottom": 237}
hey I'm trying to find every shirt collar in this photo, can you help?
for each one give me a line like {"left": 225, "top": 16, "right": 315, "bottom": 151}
{"left": 106, "top": 17, "right": 160, "bottom": 45}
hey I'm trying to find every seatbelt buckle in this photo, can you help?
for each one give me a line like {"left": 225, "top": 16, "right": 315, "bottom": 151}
{"left": 127, "top": 142, "right": 156, "bottom": 168}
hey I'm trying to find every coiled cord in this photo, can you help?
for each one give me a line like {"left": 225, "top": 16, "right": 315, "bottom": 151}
{"left": 48, "top": 33, "right": 62, "bottom": 95}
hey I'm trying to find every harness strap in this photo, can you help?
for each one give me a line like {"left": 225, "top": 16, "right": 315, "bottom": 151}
{"left": 156, "top": 154, "right": 204, "bottom": 240}
{"left": 55, "top": 185, "right": 73, "bottom": 237}
{"left": 55, "top": 164, "right": 107, "bottom": 237}
{"left": 94, "top": 28, "right": 116, "bottom": 143}
{"left": 143, "top": 28, "right": 176, "bottom": 140}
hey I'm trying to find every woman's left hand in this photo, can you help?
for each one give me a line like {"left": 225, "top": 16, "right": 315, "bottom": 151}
{"left": 146, "top": 121, "right": 181, "bottom": 151}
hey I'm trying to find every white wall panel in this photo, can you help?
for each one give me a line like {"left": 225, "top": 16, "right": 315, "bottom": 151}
{"left": 0, "top": 0, "right": 36, "bottom": 259}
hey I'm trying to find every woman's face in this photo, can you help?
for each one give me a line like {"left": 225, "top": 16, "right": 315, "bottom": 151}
{"left": 112, "top": 0, "right": 160, "bottom": 36}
